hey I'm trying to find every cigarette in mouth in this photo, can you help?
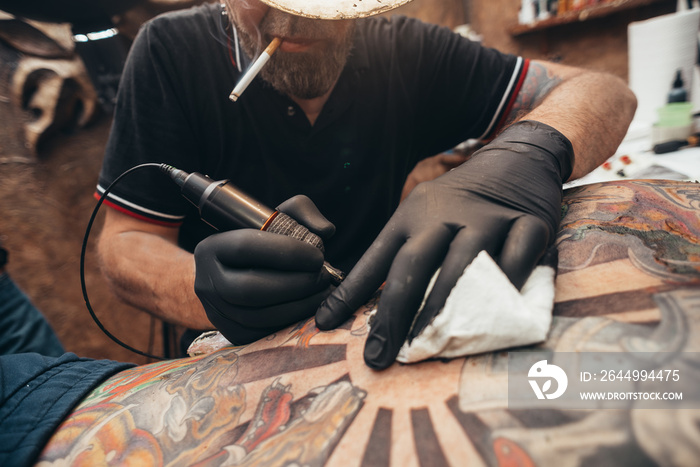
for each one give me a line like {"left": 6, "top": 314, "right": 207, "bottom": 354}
{"left": 229, "top": 37, "right": 282, "bottom": 102}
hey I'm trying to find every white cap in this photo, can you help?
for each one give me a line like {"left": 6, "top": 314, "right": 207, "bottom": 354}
{"left": 258, "top": 0, "right": 413, "bottom": 20}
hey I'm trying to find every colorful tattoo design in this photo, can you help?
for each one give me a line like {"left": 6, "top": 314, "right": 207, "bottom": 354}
{"left": 38, "top": 180, "right": 700, "bottom": 466}
{"left": 506, "top": 62, "right": 563, "bottom": 126}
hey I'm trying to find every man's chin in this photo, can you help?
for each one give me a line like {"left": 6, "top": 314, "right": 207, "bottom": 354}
{"left": 277, "top": 86, "right": 330, "bottom": 100}
{"left": 256, "top": 36, "right": 353, "bottom": 100}
{"left": 287, "top": 86, "right": 333, "bottom": 100}
{"left": 261, "top": 71, "right": 336, "bottom": 100}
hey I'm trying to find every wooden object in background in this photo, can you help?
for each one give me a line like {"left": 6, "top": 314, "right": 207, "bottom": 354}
{"left": 510, "top": 0, "right": 672, "bottom": 36}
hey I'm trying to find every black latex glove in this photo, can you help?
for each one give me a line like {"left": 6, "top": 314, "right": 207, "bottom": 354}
{"left": 195, "top": 195, "right": 336, "bottom": 345}
{"left": 316, "top": 120, "right": 573, "bottom": 370}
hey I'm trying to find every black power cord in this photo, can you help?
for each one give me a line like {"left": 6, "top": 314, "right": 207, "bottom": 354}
{"left": 81, "top": 162, "right": 167, "bottom": 360}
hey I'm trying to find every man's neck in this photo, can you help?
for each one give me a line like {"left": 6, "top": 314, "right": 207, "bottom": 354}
{"left": 289, "top": 80, "right": 337, "bottom": 126}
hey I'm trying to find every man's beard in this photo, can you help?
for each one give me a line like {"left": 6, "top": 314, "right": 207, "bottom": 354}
{"left": 234, "top": 14, "right": 355, "bottom": 99}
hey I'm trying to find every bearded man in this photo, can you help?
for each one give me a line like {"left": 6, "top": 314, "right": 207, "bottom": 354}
{"left": 96, "top": 0, "right": 636, "bottom": 369}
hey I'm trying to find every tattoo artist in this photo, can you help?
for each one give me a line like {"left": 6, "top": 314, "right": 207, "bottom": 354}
{"left": 95, "top": 0, "right": 636, "bottom": 367}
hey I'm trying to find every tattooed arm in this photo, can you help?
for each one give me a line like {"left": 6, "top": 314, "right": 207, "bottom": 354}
{"left": 502, "top": 60, "right": 637, "bottom": 181}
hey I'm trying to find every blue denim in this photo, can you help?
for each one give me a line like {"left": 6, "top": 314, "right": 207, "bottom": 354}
{"left": 0, "top": 352, "right": 134, "bottom": 467}
{"left": 0, "top": 273, "right": 64, "bottom": 357}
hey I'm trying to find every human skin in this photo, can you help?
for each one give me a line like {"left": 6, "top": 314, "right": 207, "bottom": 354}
{"left": 96, "top": 1, "right": 635, "bottom": 333}
{"left": 41, "top": 180, "right": 700, "bottom": 466}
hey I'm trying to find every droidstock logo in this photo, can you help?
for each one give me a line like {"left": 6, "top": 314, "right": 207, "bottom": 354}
{"left": 528, "top": 360, "right": 568, "bottom": 400}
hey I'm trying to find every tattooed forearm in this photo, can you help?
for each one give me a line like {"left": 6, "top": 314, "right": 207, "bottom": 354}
{"left": 504, "top": 62, "right": 563, "bottom": 126}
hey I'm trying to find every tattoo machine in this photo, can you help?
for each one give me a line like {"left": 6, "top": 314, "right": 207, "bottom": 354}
{"left": 160, "top": 164, "right": 345, "bottom": 285}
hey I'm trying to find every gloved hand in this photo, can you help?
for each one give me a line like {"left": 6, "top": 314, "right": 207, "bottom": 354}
{"left": 316, "top": 120, "right": 573, "bottom": 370}
{"left": 195, "top": 195, "right": 336, "bottom": 345}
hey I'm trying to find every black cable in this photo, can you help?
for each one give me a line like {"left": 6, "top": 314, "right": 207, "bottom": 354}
{"left": 81, "top": 162, "right": 167, "bottom": 360}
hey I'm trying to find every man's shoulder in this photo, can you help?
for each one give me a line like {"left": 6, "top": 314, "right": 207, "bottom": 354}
{"left": 140, "top": 3, "right": 221, "bottom": 44}
{"left": 354, "top": 14, "right": 470, "bottom": 65}
{"left": 149, "top": 2, "right": 220, "bottom": 26}
{"left": 356, "top": 14, "right": 462, "bottom": 51}
{"left": 358, "top": 14, "right": 436, "bottom": 35}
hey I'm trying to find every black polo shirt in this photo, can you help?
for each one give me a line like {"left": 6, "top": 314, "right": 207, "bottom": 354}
{"left": 97, "top": 3, "right": 526, "bottom": 272}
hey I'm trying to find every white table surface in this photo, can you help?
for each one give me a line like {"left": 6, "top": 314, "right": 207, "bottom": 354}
{"left": 564, "top": 131, "right": 700, "bottom": 189}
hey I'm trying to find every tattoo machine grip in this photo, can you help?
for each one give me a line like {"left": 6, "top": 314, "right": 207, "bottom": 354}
{"left": 264, "top": 211, "right": 324, "bottom": 251}
{"left": 160, "top": 165, "right": 344, "bottom": 284}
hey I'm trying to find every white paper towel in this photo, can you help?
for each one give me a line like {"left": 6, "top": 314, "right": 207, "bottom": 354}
{"left": 628, "top": 9, "right": 700, "bottom": 131}
{"left": 392, "top": 250, "right": 556, "bottom": 364}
